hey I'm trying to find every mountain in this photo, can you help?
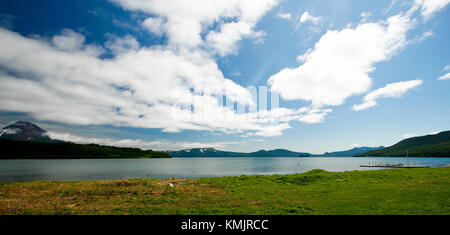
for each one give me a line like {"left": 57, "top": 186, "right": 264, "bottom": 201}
{"left": 357, "top": 131, "right": 450, "bottom": 157}
{"left": 0, "top": 121, "right": 53, "bottom": 142}
{"left": 0, "top": 121, "right": 171, "bottom": 159}
{"left": 248, "top": 149, "right": 311, "bottom": 157}
{"left": 168, "top": 148, "right": 243, "bottom": 158}
{"left": 168, "top": 148, "right": 311, "bottom": 158}
{"left": 321, "top": 146, "right": 385, "bottom": 157}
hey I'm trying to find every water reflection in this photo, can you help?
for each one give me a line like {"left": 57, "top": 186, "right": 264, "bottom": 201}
{"left": 0, "top": 157, "right": 448, "bottom": 182}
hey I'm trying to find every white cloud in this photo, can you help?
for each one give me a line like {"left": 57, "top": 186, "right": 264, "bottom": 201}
{"left": 0, "top": 28, "right": 301, "bottom": 137}
{"left": 437, "top": 73, "right": 450, "bottom": 80}
{"left": 360, "top": 11, "right": 372, "bottom": 22}
{"left": 105, "top": 34, "right": 139, "bottom": 55}
{"left": 269, "top": 2, "right": 449, "bottom": 116}
{"left": 141, "top": 17, "right": 164, "bottom": 35}
{"left": 435, "top": 62, "right": 450, "bottom": 82}
{"left": 414, "top": 0, "right": 450, "bottom": 21}
{"left": 1, "top": 0, "right": 334, "bottom": 138}
{"left": 277, "top": 13, "right": 292, "bottom": 20}
{"left": 206, "top": 21, "right": 266, "bottom": 57}
{"left": 269, "top": 13, "right": 413, "bottom": 108}
{"left": 111, "top": 0, "right": 278, "bottom": 55}
{"left": 2, "top": 23, "right": 334, "bottom": 137}
{"left": 352, "top": 80, "right": 423, "bottom": 111}
{"left": 383, "top": 0, "right": 397, "bottom": 14}
{"left": 299, "top": 12, "right": 322, "bottom": 25}
{"left": 48, "top": 132, "right": 240, "bottom": 151}
{"left": 297, "top": 108, "right": 332, "bottom": 124}
{"left": 419, "top": 30, "right": 433, "bottom": 42}
{"left": 52, "top": 29, "right": 85, "bottom": 52}
{"left": 360, "top": 12, "right": 372, "bottom": 18}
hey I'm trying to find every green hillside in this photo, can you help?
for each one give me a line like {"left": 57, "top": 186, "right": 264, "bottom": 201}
{"left": 358, "top": 131, "right": 450, "bottom": 157}
{"left": 0, "top": 139, "right": 171, "bottom": 159}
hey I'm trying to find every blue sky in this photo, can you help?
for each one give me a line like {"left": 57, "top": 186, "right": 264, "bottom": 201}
{"left": 0, "top": 0, "right": 449, "bottom": 154}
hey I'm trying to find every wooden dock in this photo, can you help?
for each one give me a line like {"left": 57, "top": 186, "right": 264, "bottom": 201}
{"left": 360, "top": 161, "right": 429, "bottom": 168}
{"left": 360, "top": 165, "right": 429, "bottom": 168}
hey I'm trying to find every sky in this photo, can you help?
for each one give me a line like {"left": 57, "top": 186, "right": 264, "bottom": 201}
{"left": 0, "top": 0, "right": 449, "bottom": 154}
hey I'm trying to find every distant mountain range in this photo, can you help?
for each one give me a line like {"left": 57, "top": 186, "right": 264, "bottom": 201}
{"left": 321, "top": 146, "right": 385, "bottom": 157}
{"left": 2, "top": 121, "right": 448, "bottom": 159}
{"left": 357, "top": 131, "right": 450, "bottom": 157}
{"left": 167, "top": 148, "right": 312, "bottom": 158}
{"left": 167, "top": 147, "right": 386, "bottom": 158}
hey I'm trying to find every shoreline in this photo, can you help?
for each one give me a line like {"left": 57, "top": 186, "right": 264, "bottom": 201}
{"left": 0, "top": 167, "right": 448, "bottom": 215}
{"left": 1, "top": 163, "right": 450, "bottom": 183}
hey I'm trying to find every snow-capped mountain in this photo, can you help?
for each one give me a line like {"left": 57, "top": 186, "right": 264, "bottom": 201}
{"left": 0, "top": 121, "right": 53, "bottom": 142}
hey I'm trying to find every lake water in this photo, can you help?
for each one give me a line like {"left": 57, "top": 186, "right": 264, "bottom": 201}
{"left": 0, "top": 157, "right": 449, "bottom": 182}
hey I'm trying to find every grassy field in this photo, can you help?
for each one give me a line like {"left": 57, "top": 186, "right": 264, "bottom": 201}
{"left": 0, "top": 168, "right": 449, "bottom": 215}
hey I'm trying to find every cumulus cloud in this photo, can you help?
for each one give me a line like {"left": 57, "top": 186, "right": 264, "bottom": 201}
{"left": 352, "top": 80, "right": 423, "bottom": 111}
{"left": 105, "top": 34, "right": 139, "bottom": 55}
{"left": 277, "top": 13, "right": 292, "bottom": 20}
{"left": 0, "top": 28, "right": 301, "bottom": 137}
{"left": 111, "top": 0, "right": 278, "bottom": 55}
{"left": 414, "top": 0, "right": 450, "bottom": 20}
{"left": 268, "top": 1, "right": 449, "bottom": 117}
{"left": 0, "top": 0, "right": 332, "bottom": 138}
{"left": 269, "top": 13, "right": 413, "bottom": 108}
{"left": 206, "top": 21, "right": 266, "bottom": 57}
{"left": 299, "top": 12, "right": 322, "bottom": 25}
{"left": 52, "top": 29, "right": 85, "bottom": 51}
{"left": 141, "top": 17, "right": 164, "bottom": 35}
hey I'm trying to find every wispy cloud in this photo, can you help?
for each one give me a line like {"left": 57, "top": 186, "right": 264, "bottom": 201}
{"left": 360, "top": 11, "right": 372, "bottom": 22}
{"left": 299, "top": 12, "right": 322, "bottom": 25}
{"left": 437, "top": 73, "right": 450, "bottom": 80}
{"left": 414, "top": 0, "right": 450, "bottom": 21}
{"left": 437, "top": 65, "right": 450, "bottom": 80}
{"left": 276, "top": 13, "right": 292, "bottom": 20}
{"left": 353, "top": 80, "right": 423, "bottom": 111}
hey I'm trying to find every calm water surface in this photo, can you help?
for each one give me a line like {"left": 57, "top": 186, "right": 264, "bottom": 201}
{"left": 0, "top": 157, "right": 449, "bottom": 182}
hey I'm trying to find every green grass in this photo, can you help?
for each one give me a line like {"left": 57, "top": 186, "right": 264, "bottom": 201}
{"left": 0, "top": 168, "right": 449, "bottom": 215}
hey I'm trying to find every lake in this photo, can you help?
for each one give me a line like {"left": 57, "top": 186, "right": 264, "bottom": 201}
{"left": 0, "top": 157, "right": 449, "bottom": 182}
